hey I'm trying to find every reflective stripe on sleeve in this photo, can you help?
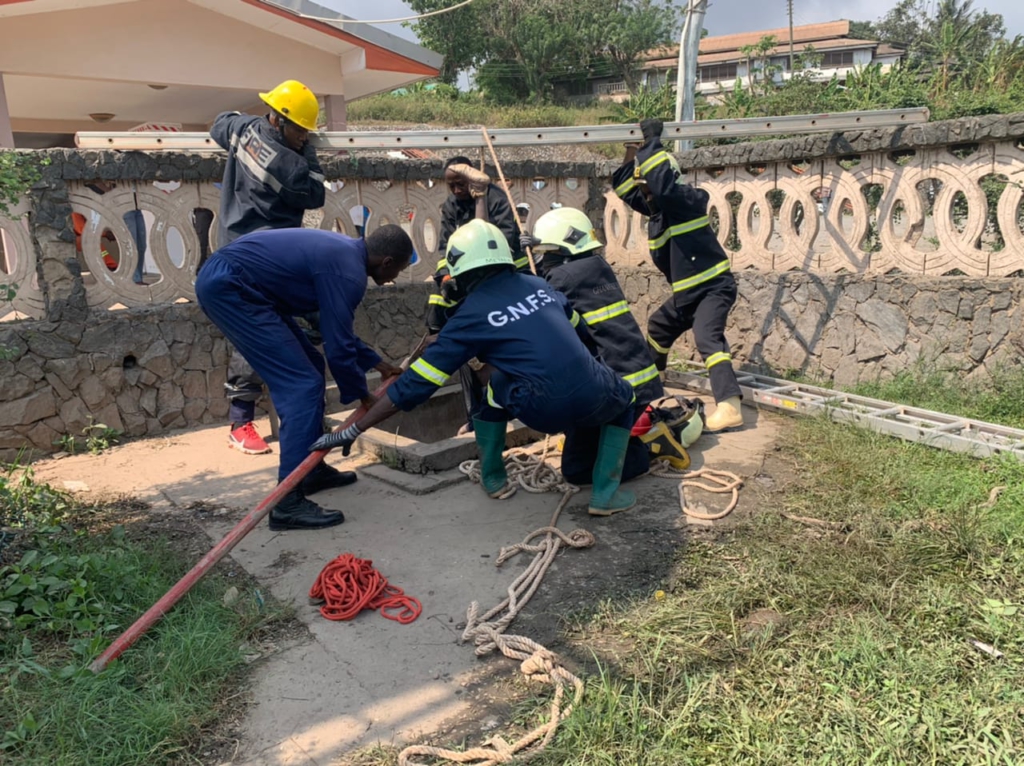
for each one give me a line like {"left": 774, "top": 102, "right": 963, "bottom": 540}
{"left": 582, "top": 300, "right": 630, "bottom": 326}
{"left": 648, "top": 216, "right": 710, "bottom": 250}
{"left": 671, "top": 259, "right": 730, "bottom": 293}
{"left": 409, "top": 358, "right": 450, "bottom": 386}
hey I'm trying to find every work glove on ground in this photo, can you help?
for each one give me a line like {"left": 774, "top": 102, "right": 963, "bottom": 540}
{"left": 640, "top": 118, "right": 664, "bottom": 144}
{"left": 310, "top": 424, "right": 362, "bottom": 456}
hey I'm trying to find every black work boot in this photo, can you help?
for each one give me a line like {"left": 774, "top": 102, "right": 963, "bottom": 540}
{"left": 301, "top": 463, "right": 358, "bottom": 496}
{"left": 268, "top": 488, "right": 344, "bottom": 531}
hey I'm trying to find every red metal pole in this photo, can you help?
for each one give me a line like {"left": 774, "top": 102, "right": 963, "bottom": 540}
{"left": 89, "top": 337, "right": 428, "bottom": 673}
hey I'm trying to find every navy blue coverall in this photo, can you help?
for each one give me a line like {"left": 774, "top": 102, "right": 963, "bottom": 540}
{"left": 612, "top": 137, "right": 742, "bottom": 404}
{"left": 196, "top": 229, "right": 382, "bottom": 482}
{"left": 210, "top": 111, "right": 329, "bottom": 422}
{"left": 540, "top": 251, "right": 665, "bottom": 483}
{"left": 390, "top": 271, "right": 635, "bottom": 434}
{"left": 425, "top": 184, "right": 530, "bottom": 432}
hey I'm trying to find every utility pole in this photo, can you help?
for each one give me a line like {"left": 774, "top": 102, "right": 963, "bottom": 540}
{"left": 673, "top": 0, "right": 707, "bottom": 153}
{"left": 787, "top": 0, "right": 795, "bottom": 72}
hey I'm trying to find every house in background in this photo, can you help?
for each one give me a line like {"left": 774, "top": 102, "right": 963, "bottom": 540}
{"left": 586, "top": 20, "right": 905, "bottom": 102}
{"left": 0, "top": 0, "right": 441, "bottom": 149}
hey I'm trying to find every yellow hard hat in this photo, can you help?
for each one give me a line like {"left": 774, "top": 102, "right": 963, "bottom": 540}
{"left": 259, "top": 80, "right": 319, "bottom": 131}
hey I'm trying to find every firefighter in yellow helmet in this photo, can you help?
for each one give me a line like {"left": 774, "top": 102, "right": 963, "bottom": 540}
{"left": 209, "top": 80, "right": 330, "bottom": 459}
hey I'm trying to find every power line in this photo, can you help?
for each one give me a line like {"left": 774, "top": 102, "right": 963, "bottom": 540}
{"left": 260, "top": 0, "right": 477, "bottom": 26}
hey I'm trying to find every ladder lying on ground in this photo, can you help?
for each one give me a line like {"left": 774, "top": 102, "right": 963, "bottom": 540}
{"left": 666, "top": 363, "right": 1024, "bottom": 462}
{"left": 74, "top": 107, "right": 929, "bottom": 151}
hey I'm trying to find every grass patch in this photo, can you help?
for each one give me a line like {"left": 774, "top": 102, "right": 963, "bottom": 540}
{"left": 530, "top": 416, "right": 1024, "bottom": 765}
{"left": 348, "top": 92, "right": 609, "bottom": 129}
{"left": 850, "top": 365, "right": 1024, "bottom": 430}
{"left": 0, "top": 466, "right": 292, "bottom": 765}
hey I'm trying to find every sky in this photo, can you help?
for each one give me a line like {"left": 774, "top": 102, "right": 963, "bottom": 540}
{"left": 317, "top": 0, "right": 1024, "bottom": 53}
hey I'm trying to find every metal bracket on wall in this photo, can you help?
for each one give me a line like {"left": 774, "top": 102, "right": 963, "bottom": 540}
{"left": 665, "top": 363, "right": 1024, "bottom": 461}
{"left": 74, "top": 108, "right": 930, "bottom": 151}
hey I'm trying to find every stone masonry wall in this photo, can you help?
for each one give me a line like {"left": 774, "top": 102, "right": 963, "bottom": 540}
{"left": 620, "top": 266, "right": 1024, "bottom": 386}
{"left": 0, "top": 284, "right": 431, "bottom": 462}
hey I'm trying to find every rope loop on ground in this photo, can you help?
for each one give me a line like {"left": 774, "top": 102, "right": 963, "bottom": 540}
{"left": 648, "top": 462, "right": 743, "bottom": 520}
{"left": 400, "top": 442, "right": 585, "bottom": 766}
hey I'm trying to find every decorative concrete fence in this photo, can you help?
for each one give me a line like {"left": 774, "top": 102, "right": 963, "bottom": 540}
{"left": 1, "top": 112, "right": 1023, "bottom": 460}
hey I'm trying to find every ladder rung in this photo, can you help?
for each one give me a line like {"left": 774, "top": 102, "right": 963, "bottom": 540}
{"left": 74, "top": 108, "right": 930, "bottom": 151}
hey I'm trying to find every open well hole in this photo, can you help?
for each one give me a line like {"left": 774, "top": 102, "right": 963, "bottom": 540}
{"left": 326, "top": 381, "right": 540, "bottom": 475}
{"left": 371, "top": 383, "right": 469, "bottom": 444}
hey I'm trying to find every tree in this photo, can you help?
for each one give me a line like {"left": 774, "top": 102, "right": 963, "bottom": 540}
{"left": 477, "top": 0, "right": 602, "bottom": 102}
{"left": 597, "top": 0, "right": 679, "bottom": 92}
{"left": 739, "top": 35, "right": 780, "bottom": 97}
{"left": 848, "top": 20, "right": 877, "bottom": 40}
{"left": 405, "top": 0, "right": 488, "bottom": 85}
{"left": 874, "top": 0, "right": 928, "bottom": 51}
{"left": 874, "top": 0, "right": 1005, "bottom": 65}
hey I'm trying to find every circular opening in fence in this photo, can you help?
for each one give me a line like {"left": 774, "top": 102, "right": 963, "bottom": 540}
{"left": 0, "top": 226, "right": 19, "bottom": 276}
{"left": 422, "top": 218, "right": 438, "bottom": 253}
{"left": 167, "top": 226, "right": 186, "bottom": 268}
{"left": 123, "top": 355, "right": 137, "bottom": 369}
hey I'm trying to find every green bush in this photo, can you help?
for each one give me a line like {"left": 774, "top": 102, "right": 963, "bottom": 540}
{"left": 0, "top": 468, "right": 291, "bottom": 764}
{"left": 0, "top": 466, "right": 72, "bottom": 541}
{"left": 347, "top": 91, "right": 608, "bottom": 129}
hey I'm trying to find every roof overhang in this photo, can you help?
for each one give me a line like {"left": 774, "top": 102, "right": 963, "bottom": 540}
{"left": 0, "top": 0, "right": 441, "bottom": 145}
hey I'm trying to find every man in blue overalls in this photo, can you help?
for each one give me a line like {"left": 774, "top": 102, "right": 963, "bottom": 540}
{"left": 210, "top": 79, "right": 329, "bottom": 456}
{"left": 611, "top": 118, "right": 743, "bottom": 432}
{"left": 195, "top": 225, "right": 412, "bottom": 530}
{"left": 310, "top": 219, "right": 638, "bottom": 517}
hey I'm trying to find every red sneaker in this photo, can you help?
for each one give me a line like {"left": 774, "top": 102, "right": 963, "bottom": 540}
{"left": 228, "top": 422, "right": 272, "bottom": 455}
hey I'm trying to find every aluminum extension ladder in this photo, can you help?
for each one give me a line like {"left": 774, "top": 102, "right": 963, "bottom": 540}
{"left": 666, "top": 363, "right": 1024, "bottom": 461}
{"left": 74, "top": 107, "right": 929, "bottom": 151}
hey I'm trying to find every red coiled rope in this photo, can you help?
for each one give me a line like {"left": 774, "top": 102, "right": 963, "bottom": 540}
{"left": 309, "top": 553, "right": 421, "bottom": 624}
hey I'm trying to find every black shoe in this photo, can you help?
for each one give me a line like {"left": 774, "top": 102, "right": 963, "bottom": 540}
{"left": 301, "top": 463, "right": 358, "bottom": 496}
{"left": 268, "top": 489, "right": 344, "bottom": 531}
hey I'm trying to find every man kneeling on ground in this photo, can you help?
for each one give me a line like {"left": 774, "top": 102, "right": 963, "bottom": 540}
{"left": 196, "top": 225, "right": 412, "bottom": 531}
{"left": 310, "top": 219, "right": 638, "bottom": 517}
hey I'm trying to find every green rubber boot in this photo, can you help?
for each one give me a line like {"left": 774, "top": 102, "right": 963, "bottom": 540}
{"left": 588, "top": 424, "right": 638, "bottom": 516}
{"left": 472, "top": 419, "right": 509, "bottom": 497}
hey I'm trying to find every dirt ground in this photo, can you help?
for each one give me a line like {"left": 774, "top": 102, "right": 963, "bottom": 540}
{"left": 30, "top": 392, "right": 783, "bottom": 765}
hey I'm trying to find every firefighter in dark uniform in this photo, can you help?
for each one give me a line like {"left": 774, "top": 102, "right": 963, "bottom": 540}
{"left": 523, "top": 206, "right": 666, "bottom": 484}
{"left": 611, "top": 118, "right": 744, "bottom": 432}
{"left": 424, "top": 157, "right": 530, "bottom": 435}
{"left": 195, "top": 226, "right": 412, "bottom": 531}
{"left": 314, "top": 220, "right": 639, "bottom": 517}
{"left": 210, "top": 79, "right": 328, "bottom": 456}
